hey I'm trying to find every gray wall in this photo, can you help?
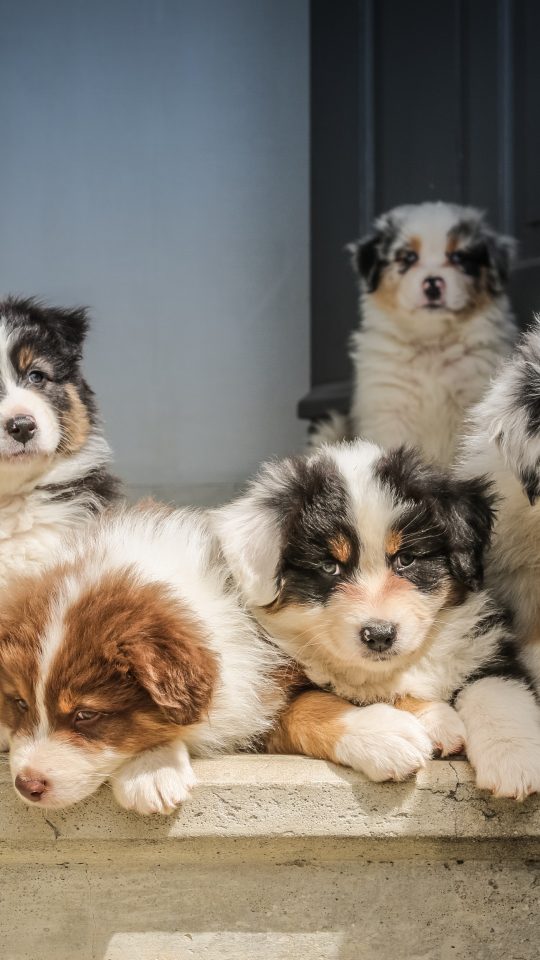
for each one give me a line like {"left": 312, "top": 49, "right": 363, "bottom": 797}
{"left": 0, "top": 0, "right": 309, "bottom": 498}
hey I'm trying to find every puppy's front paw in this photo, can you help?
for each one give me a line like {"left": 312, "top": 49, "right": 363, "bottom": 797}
{"left": 112, "top": 741, "right": 196, "bottom": 815}
{"left": 473, "top": 744, "right": 540, "bottom": 801}
{"left": 335, "top": 703, "right": 433, "bottom": 782}
{"left": 416, "top": 702, "right": 466, "bottom": 757}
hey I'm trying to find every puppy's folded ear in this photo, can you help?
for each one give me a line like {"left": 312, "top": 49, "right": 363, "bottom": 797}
{"left": 213, "top": 461, "right": 297, "bottom": 607}
{"left": 347, "top": 235, "right": 382, "bottom": 292}
{"left": 347, "top": 212, "right": 397, "bottom": 293}
{"left": 445, "top": 476, "right": 496, "bottom": 591}
{"left": 118, "top": 594, "right": 217, "bottom": 725}
{"left": 485, "top": 232, "right": 516, "bottom": 294}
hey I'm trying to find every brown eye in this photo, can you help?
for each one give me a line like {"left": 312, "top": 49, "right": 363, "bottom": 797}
{"left": 15, "top": 698, "right": 28, "bottom": 712}
{"left": 28, "top": 369, "right": 45, "bottom": 385}
{"left": 395, "top": 553, "right": 415, "bottom": 569}
{"left": 73, "top": 709, "right": 101, "bottom": 725}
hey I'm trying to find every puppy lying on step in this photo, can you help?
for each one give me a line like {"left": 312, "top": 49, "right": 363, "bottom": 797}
{"left": 216, "top": 440, "right": 540, "bottom": 799}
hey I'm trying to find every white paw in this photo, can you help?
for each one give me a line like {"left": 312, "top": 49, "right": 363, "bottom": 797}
{"left": 112, "top": 741, "right": 196, "bottom": 815}
{"left": 416, "top": 702, "right": 466, "bottom": 757}
{"left": 335, "top": 703, "right": 433, "bottom": 782}
{"left": 473, "top": 743, "right": 540, "bottom": 801}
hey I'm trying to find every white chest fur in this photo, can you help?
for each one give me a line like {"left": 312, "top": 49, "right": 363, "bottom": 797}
{"left": 350, "top": 301, "right": 512, "bottom": 465}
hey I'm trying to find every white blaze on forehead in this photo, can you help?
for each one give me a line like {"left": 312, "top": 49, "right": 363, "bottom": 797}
{"left": 0, "top": 321, "right": 16, "bottom": 390}
{"left": 34, "top": 574, "right": 84, "bottom": 737}
{"left": 325, "top": 441, "right": 399, "bottom": 569}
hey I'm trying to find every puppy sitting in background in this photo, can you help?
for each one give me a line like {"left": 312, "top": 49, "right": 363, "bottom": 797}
{"left": 216, "top": 440, "right": 540, "bottom": 799}
{"left": 460, "top": 319, "right": 540, "bottom": 691}
{"left": 0, "top": 296, "right": 118, "bottom": 586}
{"left": 312, "top": 202, "right": 516, "bottom": 466}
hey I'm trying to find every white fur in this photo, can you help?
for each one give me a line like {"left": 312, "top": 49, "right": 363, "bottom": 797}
{"left": 334, "top": 703, "right": 432, "bottom": 781}
{"left": 310, "top": 203, "right": 515, "bottom": 464}
{"left": 8, "top": 506, "right": 286, "bottom": 814}
{"left": 112, "top": 740, "right": 197, "bottom": 815}
{"left": 456, "top": 678, "right": 540, "bottom": 800}
{"left": 459, "top": 320, "right": 540, "bottom": 682}
{"left": 217, "top": 438, "right": 540, "bottom": 796}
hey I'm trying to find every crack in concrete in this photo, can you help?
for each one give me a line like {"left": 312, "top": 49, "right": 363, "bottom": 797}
{"left": 44, "top": 817, "right": 61, "bottom": 840}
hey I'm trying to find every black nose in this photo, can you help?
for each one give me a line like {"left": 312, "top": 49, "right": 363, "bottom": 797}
{"left": 360, "top": 620, "right": 397, "bottom": 653}
{"left": 15, "top": 774, "right": 47, "bottom": 802}
{"left": 423, "top": 276, "right": 444, "bottom": 301}
{"left": 5, "top": 415, "right": 37, "bottom": 445}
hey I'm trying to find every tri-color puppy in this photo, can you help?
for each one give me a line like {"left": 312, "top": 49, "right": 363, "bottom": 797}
{"left": 311, "top": 202, "right": 516, "bottom": 466}
{"left": 460, "top": 318, "right": 540, "bottom": 692}
{"left": 0, "top": 296, "right": 118, "bottom": 586}
{"left": 216, "top": 440, "right": 540, "bottom": 799}
{"left": 0, "top": 505, "right": 288, "bottom": 814}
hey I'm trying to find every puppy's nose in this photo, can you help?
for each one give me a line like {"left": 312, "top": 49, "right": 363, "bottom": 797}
{"left": 360, "top": 620, "right": 397, "bottom": 653}
{"left": 423, "top": 276, "right": 445, "bottom": 301}
{"left": 5, "top": 415, "right": 37, "bottom": 445}
{"left": 15, "top": 773, "right": 47, "bottom": 802}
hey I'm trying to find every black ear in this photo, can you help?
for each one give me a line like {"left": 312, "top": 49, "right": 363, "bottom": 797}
{"left": 3, "top": 297, "right": 90, "bottom": 353}
{"left": 36, "top": 304, "right": 90, "bottom": 351}
{"left": 445, "top": 477, "right": 496, "bottom": 591}
{"left": 485, "top": 233, "right": 516, "bottom": 294}
{"left": 348, "top": 233, "right": 385, "bottom": 292}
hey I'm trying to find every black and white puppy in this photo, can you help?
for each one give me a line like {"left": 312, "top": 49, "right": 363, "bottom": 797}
{"left": 0, "top": 296, "right": 119, "bottom": 589}
{"left": 216, "top": 440, "right": 540, "bottom": 799}
{"left": 460, "top": 318, "right": 540, "bottom": 690}
{"left": 312, "top": 202, "right": 516, "bottom": 466}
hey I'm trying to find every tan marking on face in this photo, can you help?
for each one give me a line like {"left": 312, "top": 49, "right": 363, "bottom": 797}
{"left": 61, "top": 384, "right": 91, "bottom": 454}
{"left": 329, "top": 534, "right": 352, "bottom": 564}
{"left": 266, "top": 689, "right": 350, "bottom": 762}
{"left": 371, "top": 265, "right": 401, "bottom": 313}
{"left": 17, "top": 346, "right": 36, "bottom": 371}
{"left": 385, "top": 530, "right": 402, "bottom": 556}
{"left": 409, "top": 235, "right": 421, "bottom": 254}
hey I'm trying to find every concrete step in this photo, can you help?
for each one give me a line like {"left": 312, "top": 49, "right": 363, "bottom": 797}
{"left": 1, "top": 754, "right": 539, "bottom": 960}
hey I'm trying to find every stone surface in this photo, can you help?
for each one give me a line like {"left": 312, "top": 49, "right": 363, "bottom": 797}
{"left": 1, "top": 754, "right": 539, "bottom": 959}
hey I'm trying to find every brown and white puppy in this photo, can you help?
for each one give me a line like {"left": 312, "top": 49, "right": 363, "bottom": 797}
{"left": 0, "top": 296, "right": 118, "bottom": 587}
{"left": 0, "top": 505, "right": 287, "bottom": 814}
{"left": 216, "top": 440, "right": 540, "bottom": 799}
{"left": 310, "top": 203, "right": 516, "bottom": 466}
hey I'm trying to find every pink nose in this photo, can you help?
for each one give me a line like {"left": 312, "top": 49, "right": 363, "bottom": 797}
{"left": 15, "top": 773, "right": 48, "bottom": 802}
{"left": 423, "top": 276, "right": 445, "bottom": 301}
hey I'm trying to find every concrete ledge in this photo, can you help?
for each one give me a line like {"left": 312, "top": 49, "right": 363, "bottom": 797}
{"left": 1, "top": 755, "right": 539, "bottom": 959}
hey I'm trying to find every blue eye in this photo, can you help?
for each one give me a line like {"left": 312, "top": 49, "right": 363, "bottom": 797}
{"left": 320, "top": 561, "right": 341, "bottom": 576}
{"left": 449, "top": 250, "right": 464, "bottom": 266}
{"left": 397, "top": 250, "right": 418, "bottom": 267}
{"left": 28, "top": 370, "right": 45, "bottom": 384}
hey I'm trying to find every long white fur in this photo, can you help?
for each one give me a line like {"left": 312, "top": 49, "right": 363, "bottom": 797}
{"left": 10, "top": 506, "right": 286, "bottom": 813}
{"left": 310, "top": 203, "right": 515, "bottom": 465}
{"left": 216, "top": 439, "right": 540, "bottom": 798}
{"left": 459, "top": 319, "right": 540, "bottom": 689}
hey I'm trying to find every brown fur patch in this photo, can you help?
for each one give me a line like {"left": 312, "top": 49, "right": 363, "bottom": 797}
{"left": 329, "top": 535, "right": 352, "bottom": 564}
{"left": 0, "top": 561, "right": 219, "bottom": 755}
{"left": 385, "top": 529, "right": 402, "bottom": 556}
{"left": 61, "top": 384, "right": 91, "bottom": 454}
{"left": 394, "top": 695, "right": 436, "bottom": 717}
{"left": 266, "top": 689, "right": 350, "bottom": 762}
{"left": 409, "top": 235, "right": 421, "bottom": 254}
{"left": 17, "top": 346, "right": 36, "bottom": 371}
{"left": 0, "top": 567, "right": 63, "bottom": 736}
